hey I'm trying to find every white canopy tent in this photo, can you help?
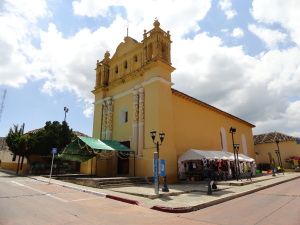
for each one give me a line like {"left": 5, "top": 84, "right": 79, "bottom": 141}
{"left": 178, "top": 149, "right": 255, "bottom": 164}
{"left": 227, "top": 152, "right": 255, "bottom": 162}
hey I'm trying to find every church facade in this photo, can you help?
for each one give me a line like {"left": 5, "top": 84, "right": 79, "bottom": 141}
{"left": 84, "top": 20, "right": 256, "bottom": 182}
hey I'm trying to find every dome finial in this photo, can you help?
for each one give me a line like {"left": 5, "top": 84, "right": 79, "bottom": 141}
{"left": 153, "top": 18, "right": 160, "bottom": 28}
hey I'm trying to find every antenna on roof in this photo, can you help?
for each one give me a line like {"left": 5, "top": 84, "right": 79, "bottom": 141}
{"left": 125, "top": 19, "right": 131, "bottom": 37}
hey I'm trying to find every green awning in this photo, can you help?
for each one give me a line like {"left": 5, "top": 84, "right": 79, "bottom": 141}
{"left": 58, "top": 136, "right": 134, "bottom": 162}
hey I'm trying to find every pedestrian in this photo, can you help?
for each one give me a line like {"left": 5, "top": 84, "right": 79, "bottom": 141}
{"left": 203, "top": 165, "right": 212, "bottom": 195}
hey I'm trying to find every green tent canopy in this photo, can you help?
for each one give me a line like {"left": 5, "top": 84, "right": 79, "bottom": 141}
{"left": 58, "top": 136, "right": 134, "bottom": 162}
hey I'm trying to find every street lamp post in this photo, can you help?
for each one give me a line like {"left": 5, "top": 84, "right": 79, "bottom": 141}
{"left": 229, "top": 127, "right": 237, "bottom": 180}
{"left": 275, "top": 139, "right": 284, "bottom": 175}
{"left": 150, "top": 129, "right": 169, "bottom": 193}
{"left": 64, "top": 107, "right": 69, "bottom": 122}
{"left": 234, "top": 143, "right": 241, "bottom": 181}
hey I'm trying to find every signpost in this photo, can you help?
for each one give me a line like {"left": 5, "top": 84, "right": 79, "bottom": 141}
{"left": 153, "top": 152, "right": 159, "bottom": 194}
{"left": 49, "top": 148, "right": 57, "bottom": 184}
{"left": 153, "top": 157, "right": 167, "bottom": 194}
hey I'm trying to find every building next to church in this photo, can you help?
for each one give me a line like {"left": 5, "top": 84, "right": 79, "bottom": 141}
{"left": 83, "top": 20, "right": 256, "bottom": 182}
{"left": 254, "top": 132, "right": 300, "bottom": 171}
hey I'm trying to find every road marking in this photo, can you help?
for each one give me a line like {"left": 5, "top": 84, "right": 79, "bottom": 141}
{"left": 11, "top": 181, "right": 68, "bottom": 202}
{"left": 70, "top": 197, "right": 101, "bottom": 202}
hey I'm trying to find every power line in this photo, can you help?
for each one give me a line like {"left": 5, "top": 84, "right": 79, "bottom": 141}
{"left": 0, "top": 89, "right": 7, "bottom": 123}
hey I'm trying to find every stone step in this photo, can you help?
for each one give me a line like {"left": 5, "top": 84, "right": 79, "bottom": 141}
{"left": 73, "top": 177, "right": 153, "bottom": 189}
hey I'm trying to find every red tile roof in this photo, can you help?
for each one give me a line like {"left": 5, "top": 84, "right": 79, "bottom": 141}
{"left": 253, "top": 132, "right": 299, "bottom": 144}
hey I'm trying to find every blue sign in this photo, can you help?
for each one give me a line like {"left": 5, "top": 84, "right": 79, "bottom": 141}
{"left": 51, "top": 148, "right": 57, "bottom": 154}
{"left": 153, "top": 159, "right": 158, "bottom": 172}
{"left": 159, "top": 159, "right": 166, "bottom": 176}
{"left": 153, "top": 159, "right": 158, "bottom": 182}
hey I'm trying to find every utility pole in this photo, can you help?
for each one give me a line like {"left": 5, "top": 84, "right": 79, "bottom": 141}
{"left": 0, "top": 89, "right": 7, "bottom": 123}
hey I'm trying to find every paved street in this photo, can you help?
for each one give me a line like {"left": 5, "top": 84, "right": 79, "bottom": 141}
{"left": 0, "top": 170, "right": 299, "bottom": 225}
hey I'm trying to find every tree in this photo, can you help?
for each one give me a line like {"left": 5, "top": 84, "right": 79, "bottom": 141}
{"left": 6, "top": 121, "right": 75, "bottom": 174}
{"left": 29, "top": 121, "right": 75, "bottom": 156}
{"left": 6, "top": 124, "right": 30, "bottom": 174}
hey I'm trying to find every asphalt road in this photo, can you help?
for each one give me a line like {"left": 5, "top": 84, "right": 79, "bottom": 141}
{"left": 0, "top": 171, "right": 299, "bottom": 225}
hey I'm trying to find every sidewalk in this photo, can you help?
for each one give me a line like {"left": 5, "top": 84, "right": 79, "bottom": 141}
{"left": 1, "top": 168, "right": 299, "bottom": 213}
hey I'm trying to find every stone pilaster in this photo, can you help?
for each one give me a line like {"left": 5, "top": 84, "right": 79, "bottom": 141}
{"left": 106, "top": 98, "right": 113, "bottom": 140}
{"left": 138, "top": 88, "right": 145, "bottom": 155}
{"left": 132, "top": 90, "right": 139, "bottom": 152}
{"left": 101, "top": 101, "right": 107, "bottom": 139}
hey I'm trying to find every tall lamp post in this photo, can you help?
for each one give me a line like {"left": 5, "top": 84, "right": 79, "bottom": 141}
{"left": 64, "top": 107, "right": 69, "bottom": 122}
{"left": 275, "top": 139, "right": 284, "bottom": 175}
{"left": 150, "top": 130, "right": 169, "bottom": 193}
{"left": 229, "top": 127, "right": 241, "bottom": 181}
{"left": 234, "top": 143, "right": 241, "bottom": 181}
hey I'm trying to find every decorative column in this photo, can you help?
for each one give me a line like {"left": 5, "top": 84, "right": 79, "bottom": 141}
{"left": 138, "top": 88, "right": 145, "bottom": 155}
{"left": 106, "top": 97, "right": 113, "bottom": 140}
{"left": 132, "top": 90, "right": 139, "bottom": 152}
{"left": 101, "top": 101, "right": 108, "bottom": 139}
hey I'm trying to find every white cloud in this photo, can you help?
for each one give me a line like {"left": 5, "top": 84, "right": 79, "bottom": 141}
{"left": 248, "top": 24, "right": 287, "bottom": 49}
{"left": 231, "top": 28, "right": 244, "bottom": 38}
{"left": 72, "top": 0, "right": 211, "bottom": 38}
{"left": 73, "top": 0, "right": 119, "bottom": 17}
{"left": 251, "top": 0, "right": 300, "bottom": 45}
{"left": 83, "top": 106, "right": 93, "bottom": 118}
{"left": 1, "top": 0, "right": 300, "bottom": 136}
{"left": 218, "top": 0, "right": 237, "bottom": 19}
{"left": 0, "top": 0, "right": 50, "bottom": 87}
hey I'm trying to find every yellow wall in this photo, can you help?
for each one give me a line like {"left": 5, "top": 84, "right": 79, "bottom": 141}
{"left": 255, "top": 140, "right": 300, "bottom": 169}
{"left": 172, "top": 93, "right": 255, "bottom": 160}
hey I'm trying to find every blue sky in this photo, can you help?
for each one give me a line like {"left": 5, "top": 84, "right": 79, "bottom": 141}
{"left": 1, "top": 0, "right": 300, "bottom": 138}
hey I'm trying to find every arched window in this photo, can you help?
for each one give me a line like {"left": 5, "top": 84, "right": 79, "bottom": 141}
{"left": 120, "top": 108, "right": 128, "bottom": 124}
{"left": 124, "top": 61, "right": 128, "bottom": 69}
{"left": 220, "top": 127, "right": 228, "bottom": 152}
{"left": 161, "top": 42, "right": 167, "bottom": 61}
{"left": 242, "top": 134, "right": 248, "bottom": 155}
{"left": 115, "top": 66, "right": 118, "bottom": 74}
{"left": 134, "top": 55, "right": 138, "bottom": 62}
{"left": 147, "top": 43, "right": 153, "bottom": 60}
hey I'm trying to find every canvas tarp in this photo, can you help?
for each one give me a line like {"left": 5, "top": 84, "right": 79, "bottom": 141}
{"left": 227, "top": 152, "right": 255, "bottom": 162}
{"left": 58, "top": 136, "right": 134, "bottom": 162}
{"left": 178, "top": 149, "right": 255, "bottom": 164}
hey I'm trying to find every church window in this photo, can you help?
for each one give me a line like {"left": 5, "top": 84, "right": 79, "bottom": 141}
{"left": 124, "top": 61, "right": 128, "bottom": 69}
{"left": 120, "top": 108, "right": 128, "bottom": 124}
{"left": 148, "top": 43, "right": 153, "bottom": 59}
{"left": 115, "top": 66, "right": 118, "bottom": 74}
{"left": 161, "top": 43, "right": 167, "bottom": 61}
{"left": 220, "top": 127, "right": 228, "bottom": 152}
{"left": 242, "top": 134, "right": 248, "bottom": 155}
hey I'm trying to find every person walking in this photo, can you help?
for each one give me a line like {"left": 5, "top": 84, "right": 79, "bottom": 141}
{"left": 203, "top": 165, "right": 212, "bottom": 195}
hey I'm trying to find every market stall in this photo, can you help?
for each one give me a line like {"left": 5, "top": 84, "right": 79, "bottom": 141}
{"left": 178, "top": 149, "right": 256, "bottom": 181}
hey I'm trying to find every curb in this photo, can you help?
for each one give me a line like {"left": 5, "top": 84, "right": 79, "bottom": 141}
{"left": 150, "top": 175, "right": 300, "bottom": 213}
{"left": 106, "top": 195, "right": 140, "bottom": 205}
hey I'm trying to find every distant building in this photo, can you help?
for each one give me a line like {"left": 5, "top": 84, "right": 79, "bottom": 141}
{"left": 87, "top": 20, "right": 256, "bottom": 182}
{"left": 0, "top": 137, "right": 26, "bottom": 171}
{"left": 254, "top": 132, "right": 300, "bottom": 170}
{"left": 0, "top": 129, "right": 90, "bottom": 173}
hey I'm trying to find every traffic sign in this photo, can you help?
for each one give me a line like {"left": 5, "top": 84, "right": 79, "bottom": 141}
{"left": 51, "top": 148, "right": 57, "bottom": 154}
{"left": 159, "top": 159, "right": 166, "bottom": 176}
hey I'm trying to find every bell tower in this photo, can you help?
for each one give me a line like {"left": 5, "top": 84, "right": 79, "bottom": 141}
{"left": 95, "top": 51, "right": 111, "bottom": 89}
{"left": 142, "top": 19, "right": 172, "bottom": 66}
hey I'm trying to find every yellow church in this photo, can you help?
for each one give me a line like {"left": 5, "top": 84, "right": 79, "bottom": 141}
{"left": 81, "top": 20, "right": 256, "bottom": 183}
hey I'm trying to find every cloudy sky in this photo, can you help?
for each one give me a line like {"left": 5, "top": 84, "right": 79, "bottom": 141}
{"left": 0, "top": 0, "right": 300, "bottom": 138}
